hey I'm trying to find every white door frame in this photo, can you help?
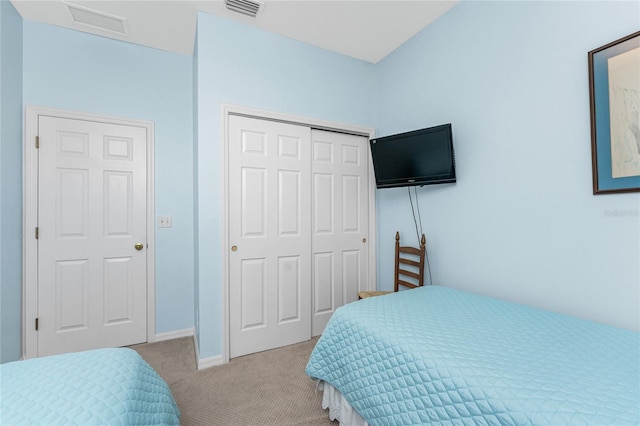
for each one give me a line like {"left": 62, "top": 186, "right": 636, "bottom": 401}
{"left": 221, "top": 103, "right": 377, "bottom": 364}
{"left": 23, "top": 105, "right": 156, "bottom": 359}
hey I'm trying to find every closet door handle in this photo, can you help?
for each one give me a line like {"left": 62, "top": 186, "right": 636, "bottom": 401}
{"left": 231, "top": 245, "right": 238, "bottom": 252}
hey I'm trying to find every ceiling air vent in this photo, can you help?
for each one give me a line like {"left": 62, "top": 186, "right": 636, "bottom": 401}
{"left": 63, "top": 2, "right": 128, "bottom": 35}
{"left": 225, "top": 0, "right": 264, "bottom": 18}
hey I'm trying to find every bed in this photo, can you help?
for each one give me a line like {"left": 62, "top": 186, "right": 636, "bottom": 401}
{"left": 305, "top": 285, "right": 640, "bottom": 425}
{"left": 0, "top": 347, "right": 180, "bottom": 425}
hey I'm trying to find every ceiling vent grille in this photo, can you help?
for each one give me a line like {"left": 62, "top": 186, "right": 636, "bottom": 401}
{"left": 63, "top": 2, "right": 128, "bottom": 35}
{"left": 225, "top": 0, "right": 264, "bottom": 18}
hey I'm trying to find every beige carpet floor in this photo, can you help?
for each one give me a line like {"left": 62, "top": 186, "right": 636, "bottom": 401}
{"left": 130, "top": 337, "right": 334, "bottom": 426}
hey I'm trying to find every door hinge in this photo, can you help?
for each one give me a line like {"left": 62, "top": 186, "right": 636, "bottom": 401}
{"left": 35, "top": 318, "right": 39, "bottom": 331}
{"left": 35, "top": 136, "right": 39, "bottom": 149}
{"left": 35, "top": 227, "right": 39, "bottom": 239}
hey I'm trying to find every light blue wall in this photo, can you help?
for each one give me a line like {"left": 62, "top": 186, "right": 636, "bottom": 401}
{"left": 2, "top": 0, "right": 637, "bottom": 364}
{"left": 0, "top": 0, "right": 23, "bottom": 363}
{"left": 20, "top": 21, "right": 195, "bottom": 338}
{"left": 374, "top": 1, "right": 640, "bottom": 331}
{"left": 194, "top": 12, "right": 377, "bottom": 357}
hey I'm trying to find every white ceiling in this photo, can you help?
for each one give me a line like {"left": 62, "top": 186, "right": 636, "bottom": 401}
{"left": 10, "top": 0, "right": 458, "bottom": 63}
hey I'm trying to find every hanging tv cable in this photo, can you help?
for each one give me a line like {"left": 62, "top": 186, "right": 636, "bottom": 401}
{"left": 408, "top": 186, "right": 421, "bottom": 245}
{"left": 414, "top": 186, "right": 424, "bottom": 239}
{"left": 407, "top": 187, "right": 433, "bottom": 286}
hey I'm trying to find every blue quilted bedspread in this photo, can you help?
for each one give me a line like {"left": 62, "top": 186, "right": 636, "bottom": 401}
{"left": 1, "top": 348, "right": 180, "bottom": 425}
{"left": 306, "top": 286, "right": 640, "bottom": 425}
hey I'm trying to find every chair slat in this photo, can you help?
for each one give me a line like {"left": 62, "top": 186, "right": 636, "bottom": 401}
{"left": 399, "top": 269, "right": 420, "bottom": 280}
{"left": 399, "top": 258, "right": 420, "bottom": 268}
{"left": 399, "top": 246, "right": 421, "bottom": 255}
{"left": 397, "top": 280, "right": 418, "bottom": 289}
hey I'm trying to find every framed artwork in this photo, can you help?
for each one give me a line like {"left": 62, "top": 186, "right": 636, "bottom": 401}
{"left": 588, "top": 31, "right": 640, "bottom": 194}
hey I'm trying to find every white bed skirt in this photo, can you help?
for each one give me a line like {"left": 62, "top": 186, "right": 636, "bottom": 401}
{"left": 318, "top": 381, "right": 369, "bottom": 426}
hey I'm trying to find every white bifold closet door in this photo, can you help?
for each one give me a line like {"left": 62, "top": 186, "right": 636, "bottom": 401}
{"left": 228, "top": 115, "right": 369, "bottom": 358}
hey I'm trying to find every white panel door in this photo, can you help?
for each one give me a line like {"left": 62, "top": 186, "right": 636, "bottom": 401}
{"left": 311, "top": 130, "right": 369, "bottom": 336}
{"left": 38, "top": 116, "right": 147, "bottom": 357}
{"left": 229, "top": 115, "right": 312, "bottom": 358}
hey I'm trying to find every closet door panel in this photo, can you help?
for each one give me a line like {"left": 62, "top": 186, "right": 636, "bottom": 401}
{"left": 311, "top": 130, "right": 369, "bottom": 336}
{"left": 229, "top": 116, "right": 311, "bottom": 358}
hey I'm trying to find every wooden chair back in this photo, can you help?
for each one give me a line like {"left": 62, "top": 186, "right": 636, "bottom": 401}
{"left": 394, "top": 231, "right": 426, "bottom": 292}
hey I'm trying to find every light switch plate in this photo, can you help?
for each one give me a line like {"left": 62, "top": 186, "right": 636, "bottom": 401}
{"left": 158, "top": 215, "right": 172, "bottom": 228}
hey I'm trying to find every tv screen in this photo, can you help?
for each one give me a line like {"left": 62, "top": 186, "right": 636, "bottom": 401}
{"left": 370, "top": 124, "right": 456, "bottom": 189}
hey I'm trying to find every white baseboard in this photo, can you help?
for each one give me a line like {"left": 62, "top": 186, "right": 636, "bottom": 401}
{"left": 198, "top": 354, "right": 224, "bottom": 370}
{"left": 193, "top": 334, "right": 225, "bottom": 370}
{"left": 154, "top": 328, "right": 194, "bottom": 342}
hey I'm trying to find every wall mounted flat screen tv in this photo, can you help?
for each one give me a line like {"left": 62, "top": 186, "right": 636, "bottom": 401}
{"left": 370, "top": 123, "right": 456, "bottom": 189}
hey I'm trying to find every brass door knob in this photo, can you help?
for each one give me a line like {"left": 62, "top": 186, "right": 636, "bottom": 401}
{"left": 362, "top": 238, "right": 367, "bottom": 243}
{"left": 231, "top": 245, "right": 238, "bottom": 252}
{"left": 134, "top": 242, "right": 144, "bottom": 251}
